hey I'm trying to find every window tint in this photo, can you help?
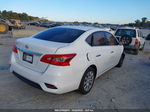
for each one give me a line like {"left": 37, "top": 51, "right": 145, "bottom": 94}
{"left": 115, "top": 29, "right": 136, "bottom": 37}
{"left": 86, "top": 34, "right": 92, "bottom": 45}
{"left": 105, "top": 32, "right": 119, "bottom": 45}
{"left": 92, "top": 32, "right": 108, "bottom": 46}
{"left": 34, "top": 28, "right": 85, "bottom": 43}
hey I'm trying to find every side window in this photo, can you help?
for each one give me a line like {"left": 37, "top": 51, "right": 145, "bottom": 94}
{"left": 92, "top": 32, "right": 108, "bottom": 46}
{"left": 105, "top": 32, "right": 119, "bottom": 45}
{"left": 138, "top": 30, "right": 143, "bottom": 37}
{"left": 86, "top": 34, "right": 92, "bottom": 45}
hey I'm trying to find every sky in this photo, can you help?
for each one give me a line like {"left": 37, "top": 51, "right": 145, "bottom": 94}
{"left": 0, "top": 0, "right": 150, "bottom": 24}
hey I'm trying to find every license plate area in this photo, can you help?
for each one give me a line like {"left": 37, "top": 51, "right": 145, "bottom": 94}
{"left": 23, "top": 52, "right": 33, "bottom": 64}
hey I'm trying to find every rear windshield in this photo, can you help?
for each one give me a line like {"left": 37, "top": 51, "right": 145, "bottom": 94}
{"left": 34, "top": 27, "right": 85, "bottom": 43}
{"left": 115, "top": 29, "right": 136, "bottom": 37}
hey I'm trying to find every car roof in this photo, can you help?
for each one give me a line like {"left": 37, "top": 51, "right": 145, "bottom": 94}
{"left": 58, "top": 25, "right": 99, "bottom": 31}
{"left": 117, "top": 27, "right": 139, "bottom": 30}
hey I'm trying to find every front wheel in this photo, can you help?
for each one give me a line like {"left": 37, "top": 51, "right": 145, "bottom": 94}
{"left": 78, "top": 67, "right": 96, "bottom": 94}
{"left": 116, "top": 53, "right": 125, "bottom": 67}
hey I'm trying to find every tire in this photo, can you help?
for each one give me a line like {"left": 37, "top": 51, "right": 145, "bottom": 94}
{"left": 120, "top": 35, "right": 132, "bottom": 46}
{"left": 78, "top": 67, "right": 96, "bottom": 94}
{"left": 133, "top": 49, "right": 139, "bottom": 55}
{"left": 116, "top": 53, "right": 125, "bottom": 67}
{"left": 0, "top": 23, "right": 9, "bottom": 34}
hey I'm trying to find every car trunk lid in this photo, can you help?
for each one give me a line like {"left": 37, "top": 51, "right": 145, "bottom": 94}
{"left": 15, "top": 37, "right": 69, "bottom": 73}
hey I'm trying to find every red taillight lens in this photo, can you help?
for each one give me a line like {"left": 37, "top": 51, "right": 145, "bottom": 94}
{"left": 45, "top": 83, "right": 57, "bottom": 89}
{"left": 135, "top": 39, "right": 139, "bottom": 45}
{"left": 12, "top": 45, "right": 18, "bottom": 53}
{"left": 40, "top": 54, "right": 76, "bottom": 66}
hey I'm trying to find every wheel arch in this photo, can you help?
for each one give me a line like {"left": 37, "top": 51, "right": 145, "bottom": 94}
{"left": 79, "top": 64, "right": 97, "bottom": 87}
{"left": 78, "top": 64, "right": 97, "bottom": 94}
{"left": 88, "top": 64, "right": 97, "bottom": 78}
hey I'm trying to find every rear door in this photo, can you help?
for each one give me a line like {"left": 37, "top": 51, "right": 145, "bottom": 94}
{"left": 105, "top": 32, "right": 123, "bottom": 66}
{"left": 87, "top": 31, "right": 113, "bottom": 76}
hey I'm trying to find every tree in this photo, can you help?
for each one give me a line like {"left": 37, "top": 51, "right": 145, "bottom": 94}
{"left": 135, "top": 19, "right": 141, "bottom": 27}
{"left": 141, "top": 17, "right": 147, "bottom": 27}
{"left": 128, "top": 23, "right": 134, "bottom": 27}
{"left": 93, "top": 22, "right": 99, "bottom": 25}
{"left": 0, "top": 10, "right": 42, "bottom": 21}
{"left": 74, "top": 21, "right": 79, "bottom": 24}
{"left": 2, "top": 10, "right": 8, "bottom": 19}
{"left": 81, "top": 22, "right": 89, "bottom": 24}
{"left": 132, "top": 17, "right": 150, "bottom": 27}
{"left": 142, "top": 17, "right": 147, "bottom": 23}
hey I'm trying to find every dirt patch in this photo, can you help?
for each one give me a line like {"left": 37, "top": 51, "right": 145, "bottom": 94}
{"left": 13, "top": 26, "right": 47, "bottom": 38}
{"left": 143, "top": 50, "right": 150, "bottom": 55}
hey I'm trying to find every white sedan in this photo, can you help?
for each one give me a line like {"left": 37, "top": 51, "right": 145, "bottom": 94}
{"left": 10, "top": 26, "right": 125, "bottom": 94}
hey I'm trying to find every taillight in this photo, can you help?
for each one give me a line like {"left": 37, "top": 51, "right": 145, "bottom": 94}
{"left": 135, "top": 39, "right": 139, "bottom": 45}
{"left": 40, "top": 54, "right": 76, "bottom": 66}
{"left": 12, "top": 45, "right": 18, "bottom": 53}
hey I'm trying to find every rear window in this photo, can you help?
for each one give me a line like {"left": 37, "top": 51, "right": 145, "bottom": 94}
{"left": 34, "top": 27, "right": 85, "bottom": 43}
{"left": 115, "top": 29, "right": 136, "bottom": 37}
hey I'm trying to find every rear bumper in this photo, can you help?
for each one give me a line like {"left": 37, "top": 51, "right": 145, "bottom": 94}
{"left": 124, "top": 45, "right": 139, "bottom": 50}
{"left": 10, "top": 61, "right": 81, "bottom": 94}
{"left": 12, "top": 71, "right": 42, "bottom": 90}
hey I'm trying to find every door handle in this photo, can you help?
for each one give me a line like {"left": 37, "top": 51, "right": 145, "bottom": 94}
{"left": 96, "top": 54, "right": 101, "bottom": 57}
{"left": 111, "top": 51, "right": 114, "bottom": 53}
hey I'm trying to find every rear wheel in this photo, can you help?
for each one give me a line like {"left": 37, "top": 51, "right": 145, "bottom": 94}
{"left": 133, "top": 49, "right": 139, "bottom": 55}
{"left": 78, "top": 67, "right": 96, "bottom": 94}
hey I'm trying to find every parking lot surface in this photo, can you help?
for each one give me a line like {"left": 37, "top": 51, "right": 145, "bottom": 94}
{"left": 0, "top": 27, "right": 150, "bottom": 109}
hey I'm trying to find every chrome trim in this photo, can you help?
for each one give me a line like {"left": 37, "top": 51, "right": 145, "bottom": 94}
{"left": 17, "top": 47, "right": 42, "bottom": 56}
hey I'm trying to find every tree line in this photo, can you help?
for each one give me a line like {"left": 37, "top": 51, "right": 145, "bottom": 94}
{"left": 0, "top": 10, "right": 48, "bottom": 21}
{"left": 74, "top": 17, "right": 150, "bottom": 27}
{"left": 125, "top": 17, "right": 150, "bottom": 27}
{"left": 1, "top": 10, "right": 150, "bottom": 27}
